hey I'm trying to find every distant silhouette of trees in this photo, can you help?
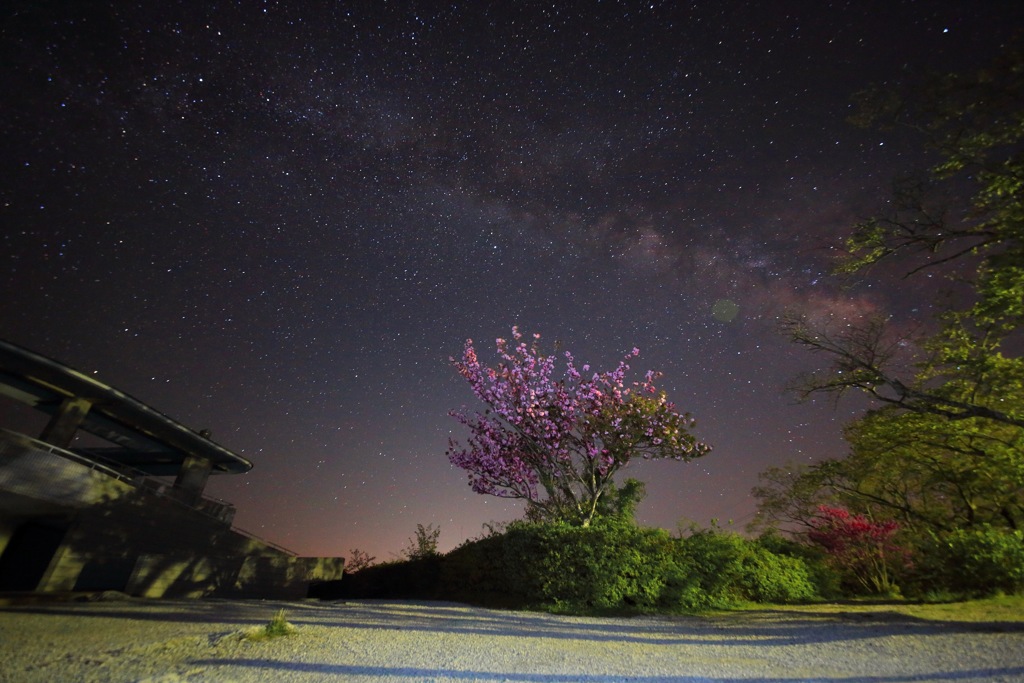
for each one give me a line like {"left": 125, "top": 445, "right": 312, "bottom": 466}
{"left": 401, "top": 523, "right": 441, "bottom": 560}
{"left": 344, "top": 548, "right": 376, "bottom": 574}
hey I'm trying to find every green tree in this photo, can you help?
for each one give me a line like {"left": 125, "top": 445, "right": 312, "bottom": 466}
{"left": 774, "top": 46, "right": 1024, "bottom": 579}
{"left": 845, "top": 407, "right": 1024, "bottom": 531}
{"left": 525, "top": 477, "right": 648, "bottom": 526}
{"left": 753, "top": 406, "right": 1024, "bottom": 537}
{"left": 785, "top": 43, "right": 1024, "bottom": 431}
{"left": 750, "top": 461, "right": 842, "bottom": 534}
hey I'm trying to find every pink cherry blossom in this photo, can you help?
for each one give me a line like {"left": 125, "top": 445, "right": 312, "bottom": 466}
{"left": 447, "top": 329, "right": 710, "bottom": 526}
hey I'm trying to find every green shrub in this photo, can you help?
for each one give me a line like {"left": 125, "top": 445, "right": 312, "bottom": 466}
{"left": 738, "top": 546, "right": 818, "bottom": 603}
{"left": 912, "top": 526, "right": 1024, "bottom": 598}
{"left": 497, "top": 520, "right": 677, "bottom": 612}
{"left": 438, "top": 533, "right": 523, "bottom": 607}
{"left": 753, "top": 532, "right": 842, "bottom": 600}
{"left": 326, "top": 521, "right": 821, "bottom": 613}
{"left": 669, "top": 529, "right": 747, "bottom": 609}
{"left": 667, "top": 529, "right": 820, "bottom": 609}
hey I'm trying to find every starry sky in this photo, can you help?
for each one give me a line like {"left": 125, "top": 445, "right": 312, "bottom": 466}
{"left": 2, "top": 1, "right": 1022, "bottom": 562}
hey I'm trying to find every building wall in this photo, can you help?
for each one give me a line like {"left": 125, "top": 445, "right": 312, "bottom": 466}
{"left": 0, "top": 431, "right": 344, "bottom": 598}
{"left": 0, "top": 430, "right": 131, "bottom": 510}
{"left": 33, "top": 484, "right": 344, "bottom": 598}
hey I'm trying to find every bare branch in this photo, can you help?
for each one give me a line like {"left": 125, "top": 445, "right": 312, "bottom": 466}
{"left": 781, "top": 313, "right": 1024, "bottom": 429}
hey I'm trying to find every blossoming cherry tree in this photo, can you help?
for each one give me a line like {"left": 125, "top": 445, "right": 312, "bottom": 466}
{"left": 447, "top": 328, "right": 710, "bottom": 526}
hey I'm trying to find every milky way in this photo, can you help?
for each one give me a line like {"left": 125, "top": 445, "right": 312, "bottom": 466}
{"left": 2, "top": 1, "right": 1021, "bottom": 559}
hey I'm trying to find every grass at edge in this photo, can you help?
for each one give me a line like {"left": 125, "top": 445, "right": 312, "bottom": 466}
{"left": 725, "top": 594, "right": 1024, "bottom": 622}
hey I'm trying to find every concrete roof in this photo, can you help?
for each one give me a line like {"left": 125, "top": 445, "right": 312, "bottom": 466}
{"left": 0, "top": 339, "right": 253, "bottom": 476}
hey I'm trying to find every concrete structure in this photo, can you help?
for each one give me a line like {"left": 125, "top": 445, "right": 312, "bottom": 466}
{"left": 0, "top": 340, "right": 343, "bottom": 598}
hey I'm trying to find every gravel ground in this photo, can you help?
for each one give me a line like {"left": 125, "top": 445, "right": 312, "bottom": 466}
{"left": 1, "top": 596, "right": 1022, "bottom": 682}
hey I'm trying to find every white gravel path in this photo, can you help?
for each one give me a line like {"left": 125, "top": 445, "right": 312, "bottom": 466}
{"left": 1, "top": 597, "right": 1022, "bottom": 682}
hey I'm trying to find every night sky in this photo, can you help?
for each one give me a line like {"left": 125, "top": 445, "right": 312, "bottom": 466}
{"left": 3, "top": 1, "right": 1022, "bottom": 561}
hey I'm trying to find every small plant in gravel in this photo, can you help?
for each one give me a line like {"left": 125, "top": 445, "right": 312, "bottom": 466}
{"left": 245, "top": 609, "right": 296, "bottom": 640}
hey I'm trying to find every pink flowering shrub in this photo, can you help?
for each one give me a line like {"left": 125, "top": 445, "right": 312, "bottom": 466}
{"left": 807, "top": 505, "right": 909, "bottom": 595}
{"left": 447, "top": 327, "right": 710, "bottom": 526}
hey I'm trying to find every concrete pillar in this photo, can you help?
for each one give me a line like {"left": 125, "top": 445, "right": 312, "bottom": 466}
{"left": 36, "top": 545, "right": 86, "bottom": 592}
{"left": 39, "top": 397, "right": 92, "bottom": 449}
{"left": 172, "top": 454, "right": 213, "bottom": 507}
{"left": 35, "top": 519, "right": 83, "bottom": 592}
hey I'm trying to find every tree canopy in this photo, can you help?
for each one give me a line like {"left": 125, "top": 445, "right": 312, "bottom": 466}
{"left": 784, "top": 43, "right": 1024, "bottom": 431}
{"left": 447, "top": 328, "right": 709, "bottom": 526}
{"left": 753, "top": 404, "right": 1024, "bottom": 536}
{"left": 762, "top": 44, "right": 1024, "bottom": 547}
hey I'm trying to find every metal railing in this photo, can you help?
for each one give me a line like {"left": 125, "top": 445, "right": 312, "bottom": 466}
{"left": 0, "top": 428, "right": 298, "bottom": 556}
{"left": 229, "top": 524, "right": 296, "bottom": 555}
{"left": 0, "top": 428, "right": 234, "bottom": 523}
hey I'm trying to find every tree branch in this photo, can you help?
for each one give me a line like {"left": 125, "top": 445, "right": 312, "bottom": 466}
{"left": 782, "top": 314, "right": 1024, "bottom": 429}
